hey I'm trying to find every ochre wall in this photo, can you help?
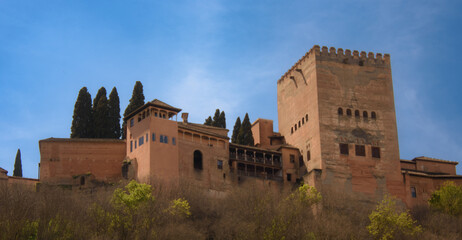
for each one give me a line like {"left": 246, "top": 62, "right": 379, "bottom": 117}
{"left": 39, "top": 139, "right": 126, "bottom": 185}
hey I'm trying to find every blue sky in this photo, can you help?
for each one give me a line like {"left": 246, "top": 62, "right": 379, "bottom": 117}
{"left": 1, "top": 0, "right": 462, "bottom": 178}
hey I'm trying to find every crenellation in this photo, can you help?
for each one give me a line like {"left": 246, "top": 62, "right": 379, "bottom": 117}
{"left": 360, "top": 51, "right": 367, "bottom": 59}
{"left": 337, "top": 48, "right": 344, "bottom": 56}
{"left": 345, "top": 49, "right": 351, "bottom": 56}
{"left": 329, "top": 47, "right": 336, "bottom": 56}
{"left": 368, "top": 52, "right": 374, "bottom": 59}
{"left": 353, "top": 50, "right": 359, "bottom": 58}
{"left": 321, "top": 46, "right": 329, "bottom": 55}
{"left": 376, "top": 53, "right": 382, "bottom": 61}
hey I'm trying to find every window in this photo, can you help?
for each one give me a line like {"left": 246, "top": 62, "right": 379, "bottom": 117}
{"left": 80, "top": 176, "right": 85, "bottom": 186}
{"left": 411, "top": 187, "right": 417, "bottom": 198}
{"left": 346, "top": 109, "right": 352, "bottom": 116}
{"left": 164, "top": 136, "right": 168, "bottom": 144}
{"left": 217, "top": 160, "right": 223, "bottom": 169}
{"left": 172, "top": 137, "right": 176, "bottom": 145}
{"left": 194, "top": 150, "right": 203, "bottom": 170}
{"left": 146, "top": 133, "right": 148, "bottom": 143}
{"left": 138, "top": 115, "right": 141, "bottom": 122}
{"left": 338, "top": 108, "right": 343, "bottom": 115}
{"left": 300, "top": 156, "right": 305, "bottom": 166}
{"left": 139, "top": 136, "right": 144, "bottom": 146}
{"left": 307, "top": 151, "right": 311, "bottom": 161}
{"left": 305, "top": 114, "right": 308, "bottom": 122}
{"left": 290, "top": 154, "right": 295, "bottom": 163}
{"left": 340, "top": 143, "right": 349, "bottom": 155}
{"left": 355, "top": 145, "right": 366, "bottom": 156}
{"left": 298, "top": 121, "right": 301, "bottom": 128}
{"left": 130, "top": 118, "right": 134, "bottom": 127}
{"left": 160, "top": 135, "right": 164, "bottom": 143}
{"left": 130, "top": 141, "right": 133, "bottom": 152}
{"left": 294, "top": 124, "right": 297, "bottom": 131}
{"left": 355, "top": 110, "right": 360, "bottom": 117}
{"left": 155, "top": 112, "right": 158, "bottom": 117}
{"left": 135, "top": 140, "right": 137, "bottom": 149}
{"left": 371, "top": 111, "right": 377, "bottom": 119}
{"left": 287, "top": 173, "right": 292, "bottom": 182}
{"left": 152, "top": 133, "right": 156, "bottom": 141}
{"left": 372, "top": 147, "right": 381, "bottom": 158}
{"left": 363, "top": 111, "right": 368, "bottom": 118}
{"left": 291, "top": 127, "right": 294, "bottom": 134}
{"left": 302, "top": 118, "right": 305, "bottom": 124}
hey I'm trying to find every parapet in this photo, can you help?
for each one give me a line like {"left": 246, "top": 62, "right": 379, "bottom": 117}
{"left": 278, "top": 45, "right": 391, "bottom": 84}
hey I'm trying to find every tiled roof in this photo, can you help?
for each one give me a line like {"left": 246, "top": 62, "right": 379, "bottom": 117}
{"left": 39, "top": 138, "right": 125, "bottom": 143}
{"left": 178, "top": 122, "right": 229, "bottom": 139}
{"left": 412, "top": 156, "right": 458, "bottom": 165}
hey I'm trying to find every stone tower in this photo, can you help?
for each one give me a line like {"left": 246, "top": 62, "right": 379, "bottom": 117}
{"left": 125, "top": 99, "right": 181, "bottom": 184}
{"left": 277, "top": 45, "right": 405, "bottom": 202}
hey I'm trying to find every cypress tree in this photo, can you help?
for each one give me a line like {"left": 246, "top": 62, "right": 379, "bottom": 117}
{"left": 93, "top": 93, "right": 111, "bottom": 138}
{"left": 204, "top": 116, "right": 213, "bottom": 126}
{"left": 122, "top": 81, "right": 145, "bottom": 139}
{"left": 231, "top": 117, "right": 241, "bottom": 143}
{"left": 71, "top": 87, "right": 93, "bottom": 138}
{"left": 13, "top": 149, "right": 22, "bottom": 177}
{"left": 212, "top": 109, "right": 221, "bottom": 127}
{"left": 237, "top": 113, "right": 254, "bottom": 146}
{"left": 108, "top": 87, "right": 121, "bottom": 139}
{"left": 218, "top": 111, "right": 226, "bottom": 128}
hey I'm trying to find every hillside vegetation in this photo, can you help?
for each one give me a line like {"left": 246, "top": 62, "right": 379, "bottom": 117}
{"left": 0, "top": 181, "right": 461, "bottom": 240}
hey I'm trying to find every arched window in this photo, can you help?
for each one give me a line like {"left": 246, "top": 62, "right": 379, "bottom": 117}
{"left": 346, "top": 109, "right": 352, "bottom": 116}
{"left": 194, "top": 150, "right": 203, "bottom": 170}
{"left": 355, "top": 110, "right": 360, "bottom": 117}
{"left": 371, "top": 111, "right": 377, "bottom": 119}
{"left": 338, "top": 108, "right": 343, "bottom": 115}
{"left": 363, "top": 111, "right": 368, "bottom": 118}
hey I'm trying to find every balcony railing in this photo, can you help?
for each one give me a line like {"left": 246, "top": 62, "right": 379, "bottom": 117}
{"left": 230, "top": 169, "right": 283, "bottom": 182}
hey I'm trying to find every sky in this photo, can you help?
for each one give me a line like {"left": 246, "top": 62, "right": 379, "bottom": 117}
{"left": 1, "top": 0, "right": 462, "bottom": 178}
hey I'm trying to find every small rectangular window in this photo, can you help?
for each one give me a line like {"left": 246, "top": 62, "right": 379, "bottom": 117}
{"left": 355, "top": 145, "right": 365, "bottom": 156}
{"left": 146, "top": 133, "right": 148, "bottom": 143}
{"left": 164, "top": 136, "right": 168, "bottom": 144}
{"left": 155, "top": 112, "right": 158, "bottom": 117}
{"left": 340, "top": 144, "right": 349, "bottom": 155}
{"left": 372, "top": 147, "right": 381, "bottom": 158}
{"left": 217, "top": 160, "right": 223, "bottom": 169}
{"left": 130, "top": 141, "right": 133, "bottom": 152}
{"left": 160, "top": 135, "right": 164, "bottom": 143}
{"left": 130, "top": 118, "right": 134, "bottom": 127}
{"left": 139, "top": 136, "right": 144, "bottom": 146}
{"left": 172, "top": 137, "right": 176, "bottom": 145}
{"left": 287, "top": 173, "right": 292, "bottom": 182}
{"left": 290, "top": 154, "right": 295, "bottom": 163}
{"left": 135, "top": 140, "right": 137, "bottom": 149}
{"left": 307, "top": 151, "right": 311, "bottom": 161}
{"left": 411, "top": 187, "right": 417, "bottom": 198}
{"left": 152, "top": 133, "right": 156, "bottom": 141}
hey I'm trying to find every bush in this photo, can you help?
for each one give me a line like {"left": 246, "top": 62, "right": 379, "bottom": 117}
{"left": 429, "top": 181, "right": 462, "bottom": 217}
{"left": 367, "top": 195, "right": 422, "bottom": 240}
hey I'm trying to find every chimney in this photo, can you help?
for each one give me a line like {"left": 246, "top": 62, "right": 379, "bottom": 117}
{"left": 181, "top": 112, "right": 189, "bottom": 123}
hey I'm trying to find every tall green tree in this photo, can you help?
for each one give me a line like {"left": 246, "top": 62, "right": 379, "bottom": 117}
{"left": 13, "top": 149, "right": 22, "bottom": 177}
{"left": 429, "top": 181, "right": 462, "bottom": 216}
{"left": 108, "top": 87, "right": 121, "bottom": 139}
{"left": 204, "top": 116, "right": 213, "bottom": 126}
{"left": 71, "top": 87, "right": 93, "bottom": 138}
{"left": 231, "top": 117, "right": 241, "bottom": 143}
{"left": 237, "top": 113, "right": 254, "bottom": 146}
{"left": 218, "top": 111, "right": 226, "bottom": 129}
{"left": 93, "top": 90, "right": 111, "bottom": 138}
{"left": 212, "top": 109, "right": 221, "bottom": 127}
{"left": 122, "top": 81, "right": 145, "bottom": 139}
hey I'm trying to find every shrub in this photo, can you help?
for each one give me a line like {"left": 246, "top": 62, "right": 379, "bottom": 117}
{"left": 367, "top": 195, "right": 422, "bottom": 240}
{"left": 428, "top": 181, "right": 462, "bottom": 217}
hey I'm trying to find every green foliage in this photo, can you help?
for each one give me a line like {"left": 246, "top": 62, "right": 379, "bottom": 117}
{"left": 231, "top": 117, "right": 241, "bottom": 143}
{"left": 108, "top": 87, "right": 121, "bottom": 139}
{"left": 122, "top": 81, "right": 145, "bottom": 139}
{"left": 70, "top": 87, "right": 92, "bottom": 138}
{"left": 204, "top": 109, "right": 226, "bottom": 128}
{"left": 111, "top": 180, "right": 153, "bottom": 210}
{"left": 93, "top": 87, "right": 111, "bottom": 138}
{"left": 13, "top": 148, "right": 22, "bottom": 177}
{"left": 167, "top": 198, "right": 191, "bottom": 218}
{"left": 367, "top": 195, "right": 422, "bottom": 240}
{"left": 264, "top": 217, "right": 287, "bottom": 240}
{"left": 429, "top": 181, "right": 462, "bottom": 216}
{"left": 289, "top": 184, "right": 322, "bottom": 207}
{"left": 204, "top": 116, "right": 213, "bottom": 126}
{"left": 237, "top": 113, "right": 254, "bottom": 146}
{"left": 20, "top": 220, "right": 38, "bottom": 240}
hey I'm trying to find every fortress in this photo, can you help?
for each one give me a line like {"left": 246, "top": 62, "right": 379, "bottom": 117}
{"left": 34, "top": 45, "right": 462, "bottom": 207}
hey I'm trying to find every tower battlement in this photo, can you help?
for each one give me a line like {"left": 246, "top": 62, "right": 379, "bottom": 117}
{"left": 278, "top": 45, "right": 390, "bottom": 84}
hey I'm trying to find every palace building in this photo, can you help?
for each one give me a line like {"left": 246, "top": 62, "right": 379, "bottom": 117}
{"left": 36, "top": 45, "right": 462, "bottom": 207}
